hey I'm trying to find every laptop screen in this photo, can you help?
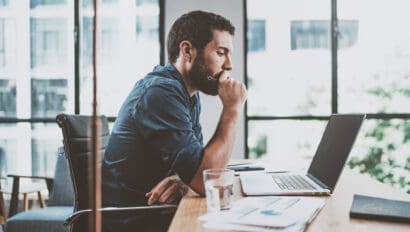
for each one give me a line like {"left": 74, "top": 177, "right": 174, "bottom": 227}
{"left": 307, "top": 114, "right": 365, "bottom": 192}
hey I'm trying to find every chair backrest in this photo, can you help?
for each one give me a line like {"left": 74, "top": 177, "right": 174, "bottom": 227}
{"left": 56, "top": 114, "right": 109, "bottom": 212}
{"left": 48, "top": 148, "right": 75, "bottom": 206}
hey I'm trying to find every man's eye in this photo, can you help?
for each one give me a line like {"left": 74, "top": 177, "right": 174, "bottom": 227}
{"left": 217, "top": 51, "right": 224, "bottom": 56}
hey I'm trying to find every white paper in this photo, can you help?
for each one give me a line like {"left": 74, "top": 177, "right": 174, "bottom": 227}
{"left": 203, "top": 221, "right": 308, "bottom": 232}
{"left": 198, "top": 196, "right": 324, "bottom": 229}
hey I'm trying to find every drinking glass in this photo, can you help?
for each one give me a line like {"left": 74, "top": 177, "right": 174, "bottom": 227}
{"left": 203, "top": 168, "right": 234, "bottom": 212}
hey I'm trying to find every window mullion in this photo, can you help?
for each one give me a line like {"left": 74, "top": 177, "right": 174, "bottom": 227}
{"left": 331, "top": 0, "right": 338, "bottom": 114}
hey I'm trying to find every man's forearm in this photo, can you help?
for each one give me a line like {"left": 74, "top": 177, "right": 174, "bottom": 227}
{"left": 189, "top": 108, "right": 240, "bottom": 194}
{"left": 204, "top": 108, "right": 239, "bottom": 168}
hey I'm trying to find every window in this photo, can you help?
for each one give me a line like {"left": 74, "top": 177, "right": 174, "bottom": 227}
{"left": 0, "top": 19, "right": 4, "bottom": 67}
{"left": 83, "top": 0, "right": 118, "bottom": 7}
{"left": 0, "top": 1, "right": 161, "bottom": 177}
{"left": 291, "top": 20, "right": 330, "bottom": 50}
{"left": 30, "top": 18, "right": 67, "bottom": 68}
{"left": 31, "top": 123, "right": 61, "bottom": 176}
{"left": 337, "top": 20, "right": 358, "bottom": 49}
{"left": 0, "top": 0, "right": 8, "bottom": 6}
{"left": 80, "top": 0, "right": 160, "bottom": 116}
{"left": 0, "top": 79, "right": 16, "bottom": 117}
{"left": 82, "top": 17, "right": 93, "bottom": 68}
{"left": 31, "top": 0, "right": 65, "bottom": 8}
{"left": 31, "top": 79, "right": 67, "bottom": 118}
{"left": 136, "top": 14, "right": 159, "bottom": 41}
{"left": 247, "top": 0, "right": 331, "bottom": 117}
{"left": 247, "top": 0, "right": 410, "bottom": 193}
{"left": 136, "top": 0, "right": 157, "bottom": 6}
{"left": 247, "top": 19, "right": 266, "bottom": 52}
{"left": 0, "top": 134, "right": 17, "bottom": 176}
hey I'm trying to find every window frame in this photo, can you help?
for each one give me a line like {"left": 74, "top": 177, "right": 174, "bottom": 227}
{"left": 0, "top": 0, "right": 164, "bottom": 176}
{"left": 0, "top": 0, "right": 164, "bottom": 124}
{"left": 243, "top": 0, "right": 410, "bottom": 158}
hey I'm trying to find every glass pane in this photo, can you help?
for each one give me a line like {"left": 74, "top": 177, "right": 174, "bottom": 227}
{"left": 0, "top": 123, "right": 62, "bottom": 176}
{"left": 31, "top": 78, "right": 68, "bottom": 117}
{"left": 0, "top": 16, "right": 18, "bottom": 83}
{"left": 30, "top": 0, "right": 65, "bottom": 8}
{"left": 348, "top": 119, "right": 410, "bottom": 193}
{"left": 0, "top": 2, "right": 73, "bottom": 183}
{"left": 248, "top": 120, "right": 327, "bottom": 170}
{"left": 108, "top": 121, "right": 114, "bottom": 132}
{"left": 30, "top": 18, "right": 67, "bottom": 68}
{"left": 1, "top": 3, "right": 23, "bottom": 119}
{"left": 0, "top": 123, "right": 30, "bottom": 175}
{"left": 30, "top": 2, "right": 74, "bottom": 116}
{"left": 249, "top": 119, "right": 410, "bottom": 193}
{"left": 0, "top": 18, "right": 4, "bottom": 67}
{"left": 247, "top": 0, "right": 331, "bottom": 116}
{"left": 31, "top": 123, "right": 62, "bottom": 176}
{"left": 136, "top": 0, "right": 157, "bottom": 6}
{"left": 338, "top": 0, "right": 410, "bottom": 113}
{"left": 0, "top": 79, "right": 16, "bottom": 117}
{"left": 83, "top": 0, "right": 118, "bottom": 7}
{"left": 1, "top": 3, "right": 25, "bottom": 118}
{"left": 0, "top": 124, "right": 17, "bottom": 176}
{"left": 80, "top": 0, "right": 160, "bottom": 116}
{"left": 0, "top": 0, "right": 9, "bottom": 7}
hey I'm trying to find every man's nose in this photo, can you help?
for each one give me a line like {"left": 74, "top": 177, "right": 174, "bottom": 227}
{"left": 223, "top": 56, "right": 233, "bottom": 71}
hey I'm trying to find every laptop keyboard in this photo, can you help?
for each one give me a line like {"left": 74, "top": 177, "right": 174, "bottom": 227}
{"left": 271, "top": 174, "right": 316, "bottom": 190}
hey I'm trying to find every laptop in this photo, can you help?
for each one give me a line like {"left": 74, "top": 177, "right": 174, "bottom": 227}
{"left": 240, "top": 114, "right": 365, "bottom": 196}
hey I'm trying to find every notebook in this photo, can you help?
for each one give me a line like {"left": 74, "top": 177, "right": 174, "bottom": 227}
{"left": 350, "top": 194, "right": 410, "bottom": 223}
{"left": 240, "top": 114, "right": 365, "bottom": 196}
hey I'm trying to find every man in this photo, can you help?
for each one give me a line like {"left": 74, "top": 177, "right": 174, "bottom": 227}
{"left": 102, "top": 10, "right": 246, "bottom": 231}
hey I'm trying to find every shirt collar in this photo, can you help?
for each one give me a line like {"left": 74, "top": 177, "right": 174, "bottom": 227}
{"left": 164, "top": 62, "right": 197, "bottom": 104}
{"left": 164, "top": 62, "right": 182, "bottom": 80}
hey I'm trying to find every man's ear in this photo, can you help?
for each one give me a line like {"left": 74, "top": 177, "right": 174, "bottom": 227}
{"left": 179, "top": 40, "right": 194, "bottom": 63}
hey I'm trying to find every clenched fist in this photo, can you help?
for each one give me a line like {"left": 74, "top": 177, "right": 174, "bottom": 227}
{"left": 218, "top": 71, "right": 247, "bottom": 112}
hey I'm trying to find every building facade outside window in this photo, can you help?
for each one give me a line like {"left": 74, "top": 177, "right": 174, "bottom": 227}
{"left": 0, "top": 0, "right": 160, "bottom": 177}
{"left": 247, "top": 0, "right": 410, "bottom": 193}
{"left": 248, "top": 19, "right": 266, "bottom": 52}
{"left": 0, "top": 0, "right": 8, "bottom": 7}
{"left": 290, "top": 20, "right": 358, "bottom": 50}
{"left": 0, "top": 19, "right": 5, "bottom": 67}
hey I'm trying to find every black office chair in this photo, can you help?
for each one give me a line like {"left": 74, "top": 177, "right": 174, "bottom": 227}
{"left": 56, "top": 114, "right": 176, "bottom": 232}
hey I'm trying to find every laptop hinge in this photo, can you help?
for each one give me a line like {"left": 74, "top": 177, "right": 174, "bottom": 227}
{"left": 307, "top": 173, "right": 330, "bottom": 191}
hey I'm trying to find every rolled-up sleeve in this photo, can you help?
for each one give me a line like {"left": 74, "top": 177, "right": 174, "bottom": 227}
{"left": 133, "top": 82, "right": 204, "bottom": 184}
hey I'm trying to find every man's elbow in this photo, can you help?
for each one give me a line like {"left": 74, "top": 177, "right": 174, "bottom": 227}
{"left": 189, "top": 179, "right": 206, "bottom": 196}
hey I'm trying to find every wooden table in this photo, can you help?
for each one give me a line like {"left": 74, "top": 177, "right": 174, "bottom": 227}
{"left": 168, "top": 169, "right": 410, "bottom": 232}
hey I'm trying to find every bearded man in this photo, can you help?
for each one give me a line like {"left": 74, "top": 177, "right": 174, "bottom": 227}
{"left": 102, "top": 10, "right": 247, "bottom": 232}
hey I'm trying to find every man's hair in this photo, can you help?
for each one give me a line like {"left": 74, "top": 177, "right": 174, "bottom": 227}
{"left": 167, "top": 10, "right": 235, "bottom": 63}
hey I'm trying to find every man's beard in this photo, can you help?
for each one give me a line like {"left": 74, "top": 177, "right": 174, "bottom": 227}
{"left": 187, "top": 54, "right": 219, "bottom": 96}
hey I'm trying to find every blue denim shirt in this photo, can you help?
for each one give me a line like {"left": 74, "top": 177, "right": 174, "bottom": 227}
{"left": 102, "top": 63, "right": 204, "bottom": 207}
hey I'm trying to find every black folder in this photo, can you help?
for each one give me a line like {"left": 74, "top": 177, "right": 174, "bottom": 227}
{"left": 350, "top": 194, "right": 410, "bottom": 223}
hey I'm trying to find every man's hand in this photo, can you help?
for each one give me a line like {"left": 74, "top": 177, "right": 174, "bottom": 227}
{"left": 145, "top": 175, "right": 189, "bottom": 205}
{"left": 218, "top": 71, "right": 247, "bottom": 112}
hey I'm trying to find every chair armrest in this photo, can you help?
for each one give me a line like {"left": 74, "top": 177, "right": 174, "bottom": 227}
{"left": 6, "top": 174, "right": 54, "bottom": 217}
{"left": 7, "top": 174, "right": 53, "bottom": 180}
{"left": 7, "top": 174, "right": 54, "bottom": 193}
{"left": 64, "top": 204, "right": 177, "bottom": 226}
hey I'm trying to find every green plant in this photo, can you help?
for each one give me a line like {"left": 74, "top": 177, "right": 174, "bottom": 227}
{"left": 249, "top": 134, "right": 267, "bottom": 159}
{"left": 348, "top": 73, "right": 410, "bottom": 193}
